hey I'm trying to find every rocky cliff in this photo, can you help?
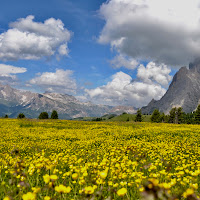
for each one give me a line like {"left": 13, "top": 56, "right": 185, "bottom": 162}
{"left": 141, "top": 59, "right": 200, "bottom": 114}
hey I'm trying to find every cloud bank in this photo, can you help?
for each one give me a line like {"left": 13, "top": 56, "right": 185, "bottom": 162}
{"left": 110, "top": 54, "right": 138, "bottom": 70}
{"left": 99, "top": 0, "right": 200, "bottom": 66}
{"left": 0, "top": 15, "right": 72, "bottom": 61}
{"left": 85, "top": 62, "right": 170, "bottom": 107}
{"left": 29, "top": 69, "right": 77, "bottom": 94}
{"left": 0, "top": 64, "right": 27, "bottom": 85}
{"left": 137, "top": 62, "right": 172, "bottom": 88}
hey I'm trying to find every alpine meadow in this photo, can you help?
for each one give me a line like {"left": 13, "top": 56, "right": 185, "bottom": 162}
{"left": 2, "top": 0, "right": 200, "bottom": 200}
{"left": 1, "top": 119, "right": 200, "bottom": 199}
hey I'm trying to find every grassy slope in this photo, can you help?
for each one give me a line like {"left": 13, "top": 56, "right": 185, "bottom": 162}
{"left": 72, "top": 114, "right": 152, "bottom": 122}
{"left": 107, "top": 113, "right": 151, "bottom": 122}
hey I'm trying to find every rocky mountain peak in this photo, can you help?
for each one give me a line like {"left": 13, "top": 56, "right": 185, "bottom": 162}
{"left": 141, "top": 60, "right": 200, "bottom": 114}
{"left": 0, "top": 83, "right": 135, "bottom": 119}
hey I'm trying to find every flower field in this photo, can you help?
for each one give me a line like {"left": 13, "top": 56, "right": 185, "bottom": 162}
{"left": 1, "top": 119, "right": 200, "bottom": 199}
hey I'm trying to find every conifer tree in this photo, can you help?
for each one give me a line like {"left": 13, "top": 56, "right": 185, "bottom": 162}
{"left": 38, "top": 112, "right": 49, "bottom": 119}
{"left": 150, "top": 109, "right": 161, "bottom": 123}
{"left": 135, "top": 109, "right": 142, "bottom": 122}
{"left": 17, "top": 113, "right": 25, "bottom": 119}
{"left": 195, "top": 105, "right": 200, "bottom": 124}
{"left": 177, "top": 107, "right": 184, "bottom": 124}
{"left": 51, "top": 110, "right": 58, "bottom": 119}
{"left": 160, "top": 113, "right": 166, "bottom": 123}
{"left": 168, "top": 108, "right": 177, "bottom": 123}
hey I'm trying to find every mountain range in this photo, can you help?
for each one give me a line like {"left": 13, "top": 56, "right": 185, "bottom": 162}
{"left": 3, "top": 58, "right": 200, "bottom": 118}
{"left": 141, "top": 59, "right": 200, "bottom": 114}
{"left": 0, "top": 84, "right": 137, "bottom": 119}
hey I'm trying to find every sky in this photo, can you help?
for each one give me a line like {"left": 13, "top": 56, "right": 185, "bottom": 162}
{"left": 0, "top": 0, "right": 200, "bottom": 108}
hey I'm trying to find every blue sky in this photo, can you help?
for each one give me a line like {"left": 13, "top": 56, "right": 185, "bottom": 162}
{"left": 0, "top": 0, "right": 198, "bottom": 107}
{"left": 0, "top": 0, "right": 115, "bottom": 87}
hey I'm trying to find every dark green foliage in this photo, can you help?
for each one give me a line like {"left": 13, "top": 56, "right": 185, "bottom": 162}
{"left": 38, "top": 112, "right": 49, "bottom": 119}
{"left": 195, "top": 105, "right": 200, "bottom": 124}
{"left": 160, "top": 113, "right": 166, "bottom": 123}
{"left": 51, "top": 110, "right": 58, "bottom": 119}
{"left": 122, "top": 112, "right": 127, "bottom": 115}
{"left": 177, "top": 107, "right": 185, "bottom": 124}
{"left": 17, "top": 113, "right": 25, "bottom": 119}
{"left": 150, "top": 109, "right": 161, "bottom": 123}
{"left": 135, "top": 109, "right": 142, "bottom": 122}
{"left": 149, "top": 106, "right": 198, "bottom": 124}
{"left": 4, "top": 114, "right": 8, "bottom": 118}
{"left": 93, "top": 117, "right": 102, "bottom": 121}
{"left": 183, "top": 112, "right": 195, "bottom": 124}
{"left": 168, "top": 108, "right": 177, "bottom": 123}
{"left": 167, "top": 107, "right": 185, "bottom": 124}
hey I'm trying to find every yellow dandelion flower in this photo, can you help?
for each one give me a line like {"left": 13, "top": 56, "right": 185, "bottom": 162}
{"left": 183, "top": 188, "right": 194, "bottom": 198}
{"left": 50, "top": 174, "right": 58, "bottom": 181}
{"left": 100, "top": 171, "right": 107, "bottom": 179}
{"left": 117, "top": 188, "right": 127, "bottom": 197}
{"left": 3, "top": 197, "right": 11, "bottom": 200}
{"left": 72, "top": 173, "right": 78, "bottom": 180}
{"left": 44, "top": 196, "right": 51, "bottom": 200}
{"left": 22, "top": 192, "right": 36, "bottom": 200}
{"left": 43, "top": 174, "right": 50, "bottom": 184}
{"left": 84, "top": 186, "right": 94, "bottom": 195}
{"left": 55, "top": 184, "right": 71, "bottom": 193}
{"left": 32, "top": 187, "right": 41, "bottom": 193}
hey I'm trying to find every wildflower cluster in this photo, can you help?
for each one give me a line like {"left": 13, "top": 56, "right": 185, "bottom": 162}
{"left": 0, "top": 119, "right": 200, "bottom": 199}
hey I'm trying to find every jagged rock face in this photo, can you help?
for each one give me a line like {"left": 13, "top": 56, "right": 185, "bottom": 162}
{"left": 141, "top": 60, "right": 200, "bottom": 114}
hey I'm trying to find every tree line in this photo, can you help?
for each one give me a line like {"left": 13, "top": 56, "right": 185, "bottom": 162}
{"left": 150, "top": 105, "right": 200, "bottom": 124}
{"left": 14, "top": 110, "right": 59, "bottom": 119}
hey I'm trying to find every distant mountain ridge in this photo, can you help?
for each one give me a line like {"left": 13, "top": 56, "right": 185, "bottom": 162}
{"left": 141, "top": 59, "right": 200, "bottom": 114}
{"left": 0, "top": 83, "right": 136, "bottom": 118}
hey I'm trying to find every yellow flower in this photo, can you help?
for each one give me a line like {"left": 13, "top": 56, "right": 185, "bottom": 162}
{"left": 55, "top": 184, "right": 71, "bottom": 193}
{"left": 79, "top": 189, "right": 83, "bottom": 194}
{"left": 44, "top": 197, "right": 51, "bottom": 200}
{"left": 100, "top": 171, "right": 107, "bottom": 179}
{"left": 93, "top": 185, "right": 98, "bottom": 190}
{"left": 117, "top": 188, "right": 127, "bottom": 197}
{"left": 148, "top": 178, "right": 159, "bottom": 186}
{"left": 1, "top": 181, "right": 6, "bottom": 186}
{"left": 43, "top": 174, "right": 50, "bottom": 184}
{"left": 191, "top": 183, "right": 198, "bottom": 190}
{"left": 50, "top": 175, "right": 58, "bottom": 181}
{"left": 84, "top": 186, "right": 94, "bottom": 194}
{"left": 22, "top": 192, "right": 36, "bottom": 200}
{"left": 72, "top": 173, "right": 78, "bottom": 180}
{"left": 183, "top": 188, "right": 194, "bottom": 198}
{"left": 49, "top": 182, "right": 53, "bottom": 188}
{"left": 32, "top": 187, "right": 41, "bottom": 193}
{"left": 113, "top": 183, "right": 119, "bottom": 188}
{"left": 139, "top": 187, "right": 144, "bottom": 192}
{"left": 3, "top": 197, "right": 11, "bottom": 200}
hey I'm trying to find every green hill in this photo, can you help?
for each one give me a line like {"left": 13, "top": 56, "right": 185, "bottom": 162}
{"left": 106, "top": 113, "right": 151, "bottom": 122}
{"left": 72, "top": 113, "right": 151, "bottom": 122}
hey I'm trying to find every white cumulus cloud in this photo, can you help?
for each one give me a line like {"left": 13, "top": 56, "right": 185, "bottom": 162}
{"left": 0, "top": 64, "right": 27, "bottom": 85}
{"left": 137, "top": 62, "right": 172, "bottom": 87}
{"left": 29, "top": 69, "right": 77, "bottom": 94}
{"left": 85, "top": 68, "right": 167, "bottom": 107}
{"left": 0, "top": 15, "right": 72, "bottom": 61}
{"left": 99, "top": 0, "right": 200, "bottom": 66}
{"left": 110, "top": 54, "right": 138, "bottom": 70}
{"left": 0, "top": 64, "right": 27, "bottom": 74}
